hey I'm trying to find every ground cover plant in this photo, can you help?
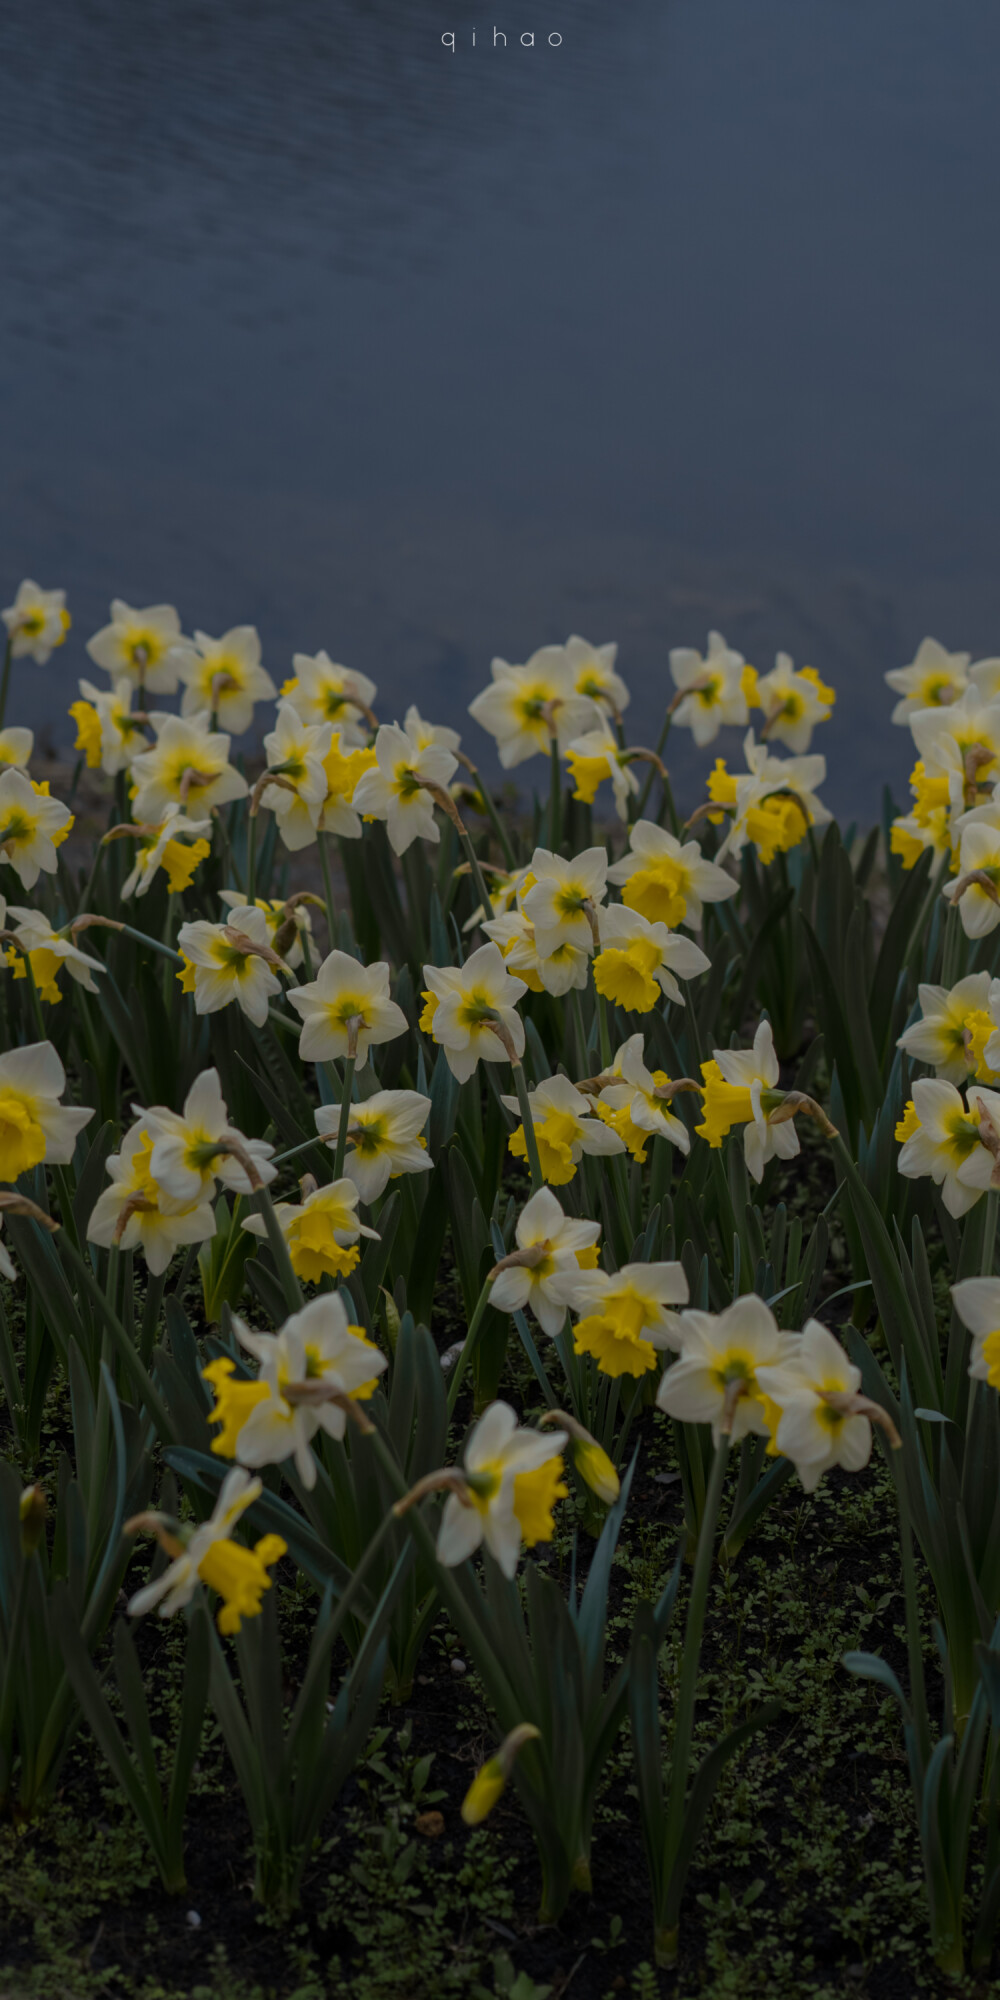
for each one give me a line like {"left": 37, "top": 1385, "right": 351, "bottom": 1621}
{"left": 3, "top": 596, "right": 1000, "bottom": 1994}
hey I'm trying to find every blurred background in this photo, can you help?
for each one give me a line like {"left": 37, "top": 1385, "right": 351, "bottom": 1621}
{"left": 1, "top": 0, "right": 998, "bottom": 815}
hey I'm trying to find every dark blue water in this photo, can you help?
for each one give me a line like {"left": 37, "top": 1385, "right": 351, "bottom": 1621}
{"left": 2, "top": 0, "right": 998, "bottom": 815}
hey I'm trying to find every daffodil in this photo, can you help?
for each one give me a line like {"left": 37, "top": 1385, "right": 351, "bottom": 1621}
{"left": 258, "top": 700, "right": 332, "bottom": 851}
{"left": 2, "top": 581, "right": 70, "bottom": 664}
{"left": 0, "top": 729, "right": 32, "bottom": 770}
{"left": 754, "top": 655, "right": 835, "bottom": 754}
{"left": 420, "top": 943, "right": 526, "bottom": 1084}
{"left": 86, "top": 599, "right": 188, "bottom": 694}
{"left": 500, "top": 1073, "right": 625, "bottom": 1184}
{"left": 895, "top": 1077, "right": 1000, "bottom": 1216}
{"left": 176, "top": 906, "right": 285, "bottom": 1028}
{"left": 69, "top": 677, "right": 146, "bottom": 777}
{"left": 911, "top": 686, "right": 1000, "bottom": 798}
{"left": 402, "top": 703, "right": 462, "bottom": 754}
{"left": 593, "top": 1033, "right": 691, "bottom": 1161}
{"left": 564, "top": 719, "right": 639, "bottom": 820}
{"left": 696, "top": 1019, "right": 801, "bottom": 1182}
{"left": 0, "top": 769, "right": 74, "bottom": 890}
{"left": 564, "top": 633, "right": 630, "bottom": 718}
{"left": 755, "top": 1321, "right": 872, "bottom": 1491}
{"left": 592, "top": 905, "right": 709, "bottom": 1012}
{"left": 885, "top": 638, "right": 970, "bottom": 723}
{"left": 130, "top": 712, "right": 248, "bottom": 820}
{"left": 87, "top": 1120, "right": 215, "bottom": 1272}
{"left": 606, "top": 821, "right": 736, "bottom": 930}
{"left": 0, "top": 1218, "right": 16, "bottom": 1284}
{"left": 482, "top": 907, "right": 590, "bottom": 997}
{"left": 571, "top": 1261, "right": 689, "bottom": 1377}
{"left": 0, "top": 1041, "right": 93, "bottom": 1184}
{"left": 207, "top": 1297, "right": 386, "bottom": 1488}
{"left": 350, "top": 720, "right": 459, "bottom": 855}
{"left": 318, "top": 732, "right": 378, "bottom": 837}
{"left": 283, "top": 651, "right": 377, "bottom": 742}
{"left": 655, "top": 1295, "right": 794, "bottom": 1443}
{"left": 287, "top": 949, "right": 407, "bottom": 1065}
{"left": 220, "top": 890, "right": 314, "bottom": 970}
{"left": 127, "top": 1466, "right": 285, "bottom": 1634}
{"left": 521, "top": 846, "right": 608, "bottom": 959}
{"left": 177, "top": 626, "right": 276, "bottom": 735}
{"left": 950, "top": 1277, "right": 1000, "bottom": 1390}
{"left": 3, "top": 908, "right": 104, "bottom": 1006}
{"left": 314, "top": 1087, "right": 433, "bottom": 1203}
{"left": 896, "top": 975, "right": 995, "bottom": 1083}
{"left": 142, "top": 1068, "right": 276, "bottom": 1212}
{"left": 713, "top": 733, "right": 830, "bottom": 865}
{"left": 120, "top": 805, "right": 213, "bottom": 899}
{"left": 436, "top": 1400, "right": 569, "bottom": 1578}
{"left": 488, "top": 1186, "right": 600, "bottom": 1337}
{"left": 467, "top": 647, "right": 597, "bottom": 767}
{"left": 242, "top": 1178, "right": 378, "bottom": 1283}
{"left": 668, "top": 632, "right": 749, "bottom": 747}
{"left": 943, "top": 821, "right": 1000, "bottom": 937}
{"left": 461, "top": 1724, "right": 542, "bottom": 1825}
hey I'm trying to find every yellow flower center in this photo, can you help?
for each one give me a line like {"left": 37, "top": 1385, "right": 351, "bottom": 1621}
{"left": 0, "top": 1090, "right": 47, "bottom": 1182}
{"left": 622, "top": 856, "right": 688, "bottom": 928}
{"left": 696, "top": 1060, "right": 755, "bottom": 1146}
{"left": 592, "top": 939, "right": 662, "bottom": 1014}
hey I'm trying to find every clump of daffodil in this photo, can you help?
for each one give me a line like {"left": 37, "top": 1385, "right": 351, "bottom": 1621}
{"left": 749, "top": 654, "right": 835, "bottom": 754}
{"left": 254, "top": 700, "right": 331, "bottom": 851}
{"left": 696, "top": 1018, "right": 837, "bottom": 1183}
{"left": 141, "top": 1068, "right": 276, "bottom": 1211}
{"left": 86, "top": 598, "right": 189, "bottom": 694}
{"left": 435, "top": 1399, "right": 569, "bottom": 1577}
{"left": 590, "top": 1032, "right": 693, "bottom": 1161}
{"left": 592, "top": 905, "right": 709, "bottom": 1013}
{"left": 3, "top": 906, "right": 104, "bottom": 1006}
{"left": 0, "top": 1041, "right": 93, "bottom": 1185}
{"left": 87, "top": 1119, "right": 216, "bottom": 1272}
{"left": 220, "top": 890, "right": 316, "bottom": 970}
{"left": 520, "top": 846, "right": 608, "bottom": 960}
{"left": 69, "top": 677, "right": 148, "bottom": 776}
{"left": 130, "top": 711, "right": 248, "bottom": 820}
{"left": 350, "top": 719, "right": 459, "bottom": 855}
{"left": 754, "top": 1320, "right": 877, "bottom": 1489}
{"left": 461, "top": 1723, "right": 542, "bottom": 1826}
{"left": 177, "top": 905, "right": 288, "bottom": 1027}
{"left": 571, "top": 1260, "right": 689, "bottom": 1377}
{"left": 177, "top": 625, "right": 276, "bottom": 734}
{"left": 288, "top": 949, "right": 407, "bottom": 1065}
{"left": 317, "top": 731, "right": 378, "bottom": 837}
{"left": 895, "top": 1077, "right": 1000, "bottom": 1216}
{"left": 656, "top": 1295, "right": 796, "bottom": 1443}
{"left": 482, "top": 906, "right": 590, "bottom": 997}
{"left": 467, "top": 646, "right": 598, "bottom": 767}
{"left": 118, "top": 805, "right": 213, "bottom": 900}
{"left": 2, "top": 581, "right": 70, "bottom": 664}
{"left": 606, "top": 820, "right": 736, "bottom": 930}
{"left": 126, "top": 1466, "right": 286, "bottom": 1634}
{"left": 564, "top": 717, "right": 639, "bottom": 820}
{"left": 420, "top": 942, "right": 527, "bottom": 1083}
{"left": 282, "top": 650, "right": 377, "bottom": 741}
{"left": 951, "top": 1277, "right": 1000, "bottom": 1392}
{"left": 910, "top": 686, "right": 1000, "bottom": 810}
{"left": 0, "top": 768, "right": 74, "bottom": 890}
{"left": 896, "top": 975, "right": 998, "bottom": 1084}
{"left": 706, "top": 731, "right": 830, "bottom": 865}
{"left": 500, "top": 1072, "right": 625, "bottom": 1184}
{"left": 242, "top": 1177, "right": 378, "bottom": 1284}
{"left": 0, "top": 728, "right": 32, "bottom": 770}
{"left": 203, "top": 1296, "right": 386, "bottom": 1489}
{"left": 885, "top": 638, "right": 970, "bottom": 723}
{"left": 488, "top": 1186, "right": 600, "bottom": 1337}
{"left": 314, "top": 1087, "right": 433, "bottom": 1203}
{"left": 668, "top": 631, "right": 751, "bottom": 747}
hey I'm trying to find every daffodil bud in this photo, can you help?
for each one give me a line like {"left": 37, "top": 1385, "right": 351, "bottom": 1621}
{"left": 573, "top": 1435, "right": 620, "bottom": 1506}
{"left": 19, "top": 1483, "right": 46, "bottom": 1557}
{"left": 461, "top": 1722, "right": 541, "bottom": 1826}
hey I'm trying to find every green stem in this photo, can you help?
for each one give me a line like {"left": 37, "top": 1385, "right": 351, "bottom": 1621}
{"left": 661, "top": 1431, "right": 729, "bottom": 1876}
{"left": 318, "top": 832, "right": 338, "bottom": 952}
{"left": 511, "top": 1060, "right": 543, "bottom": 1192}
{"left": 548, "top": 737, "right": 562, "bottom": 854}
{"left": 252, "top": 1183, "right": 303, "bottom": 1313}
{"left": 446, "top": 1274, "right": 494, "bottom": 1416}
{"left": 457, "top": 827, "right": 496, "bottom": 929}
{"left": 595, "top": 989, "right": 612, "bottom": 1071}
{"left": 0, "top": 1560, "right": 31, "bottom": 1801}
{"left": 888, "top": 1440, "right": 931, "bottom": 1770}
{"left": 638, "top": 710, "right": 673, "bottom": 818}
{"left": 55, "top": 1233, "right": 176, "bottom": 1444}
{"left": 246, "top": 810, "right": 259, "bottom": 905}
{"left": 332, "top": 1057, "right": 356, "bottom": 1180}
{"left": 467, "top": 766, "right": 517, "bottom": 870}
